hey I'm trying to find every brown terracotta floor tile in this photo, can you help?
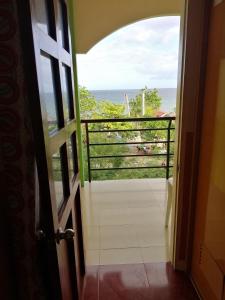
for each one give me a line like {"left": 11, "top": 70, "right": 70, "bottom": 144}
{"left": 99, "top": 264, "right": 149, "bottom": 300}
{"left": 82, "top": 266, "right": 99, "bottom": 300}
{"left": 82, "top": 263, "right": 199, "bottom": 300}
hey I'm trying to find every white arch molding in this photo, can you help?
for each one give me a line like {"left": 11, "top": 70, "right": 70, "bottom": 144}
{"left": 74, "top": 0, "right": 182, "bottom": 53}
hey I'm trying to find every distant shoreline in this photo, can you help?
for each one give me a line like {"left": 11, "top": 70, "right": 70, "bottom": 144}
{"left": 90, "top": 88, "right": 177, "bottom": 113}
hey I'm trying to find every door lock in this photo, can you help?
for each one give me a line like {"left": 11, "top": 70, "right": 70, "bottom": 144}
{"left": 55, "top": 228, "right": 75, "bottom": 244}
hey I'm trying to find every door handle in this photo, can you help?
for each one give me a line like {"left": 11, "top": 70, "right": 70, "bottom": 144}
{"left": 55, "top": 228, "right": 75, "bottom": 244}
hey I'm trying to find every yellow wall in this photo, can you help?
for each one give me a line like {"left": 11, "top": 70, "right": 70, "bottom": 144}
{"left": 192, "top": 2, "right": 225, "bottom": 299}
{"left": 74, "top": 0, "right": 182, "bottom": 53}
{"left": 205, "top": 59, "right": 225, "bottom": 274}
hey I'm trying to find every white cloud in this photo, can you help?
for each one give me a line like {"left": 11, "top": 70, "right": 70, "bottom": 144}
{"left": 77, "top": 16, "right": 180, "bottom": 90}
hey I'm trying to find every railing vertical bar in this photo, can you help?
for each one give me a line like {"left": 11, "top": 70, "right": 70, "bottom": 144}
{"left": 85, "top": 123, "right": 91, "bottom": 182}
{"left": 166, "top": 120, "right": 172, "bottom": 179}
{"left": 81, "top": 117, "right": 175, "bottom": 181}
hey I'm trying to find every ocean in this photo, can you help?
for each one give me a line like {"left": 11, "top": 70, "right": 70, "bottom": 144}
{"left": 90, "top": 88, "right": 177, "bottom": 113}
{"left": 44, "top": 88, "right": 177, "bottom": 121}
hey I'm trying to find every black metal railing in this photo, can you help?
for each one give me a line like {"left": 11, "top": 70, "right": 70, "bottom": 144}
{"left": 81, "top": 117, "right": 175, "bottom": 182}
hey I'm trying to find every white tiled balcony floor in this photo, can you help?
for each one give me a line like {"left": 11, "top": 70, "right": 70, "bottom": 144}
{"left": 81, "top": 178, "right": 171, "bottom": 266}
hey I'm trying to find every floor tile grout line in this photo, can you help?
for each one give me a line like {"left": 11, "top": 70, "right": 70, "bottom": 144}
{"left": 86, "top": 245, "right": 168, "bottom": 251}
{"left": 143, "top": 262, "right": 151, "bottom": 288}
{"left": 97, "top": 264, "right": 100, "bottom": 300}
{"left": 83, "top": 179, "right": 169, "bottom": 266}
{"left": 97, "top": 246, "right": 168, "bottom": 251}
{"left": 97, "top": 224, "right": 167, "bottom": 228}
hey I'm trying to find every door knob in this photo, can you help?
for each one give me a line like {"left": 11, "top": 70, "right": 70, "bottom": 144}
{"left": 55, "top": 228, "right": 75, "bottom": 244}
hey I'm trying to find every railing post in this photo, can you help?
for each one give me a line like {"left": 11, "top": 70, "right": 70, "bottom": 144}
{"left": 166, "top": 120, "right": 172, "bottom": 180}
{"left": 85, "top": 122, "right": 91, "bottom": 182}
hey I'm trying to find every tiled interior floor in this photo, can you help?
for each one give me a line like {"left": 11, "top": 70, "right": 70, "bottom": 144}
{"left": 82, "top": 262, "right": 199, "bottom": 300}
{"left": 81, "top": 179, "right": 171, "bottom": 265}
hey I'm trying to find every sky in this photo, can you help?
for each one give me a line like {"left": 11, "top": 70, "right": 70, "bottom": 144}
{"left": 77, "top": 16, "right": 180, "bottom": 90}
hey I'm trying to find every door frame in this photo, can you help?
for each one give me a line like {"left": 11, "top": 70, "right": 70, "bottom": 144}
{"left": 13, "top": 0, "right": 212, "bottom": 297}
{"left": 171, "top": 0, "right": 212, "bottom": 271}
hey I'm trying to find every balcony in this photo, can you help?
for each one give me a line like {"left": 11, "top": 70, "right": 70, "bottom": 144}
{"left": 80, "top": 117, "right": 175, "bottom": 265}
{"left": 81, "top": 117, "right": 175, "bottom": 182}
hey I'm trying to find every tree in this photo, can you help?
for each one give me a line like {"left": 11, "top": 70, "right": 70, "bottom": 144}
{"left": 96, "top": 100, "right": 125, "bottom": 119}
{"left": 79, "top": 86, "right": 129, "bottom": 179}
{"left": 79, "top": 86, "right": 97, "bottom": 119}
{"left": 129, "top": 87, "right": 162, "bottom": 117}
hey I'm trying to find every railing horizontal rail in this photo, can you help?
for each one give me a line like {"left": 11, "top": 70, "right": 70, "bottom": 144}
{"left": 88, "top": 128, "right": 175, "bottom": 133}
{"left": 91, "top": 166, "right": 173, "bottom": 171}
{"left": 81, "top": 116, "right": 175, "bottom": 123}
{"left": 89, "top": 140, "right": 175, "bottom": 146}
{"left": 82, "top": 117, "right": 175, "bottom": 181}
{"left": 90, "top": 153, "right": 174, "bottom": 159}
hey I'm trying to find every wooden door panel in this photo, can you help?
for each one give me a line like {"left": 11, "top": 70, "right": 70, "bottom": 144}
{"left": 58, "top": 241, "right": 75, "bottom": 300}
{"left": 28, "top": 0, "right": 85, "bottom": 298}
{"left": 57, "top": 213, "right": 79, "bottom": 300}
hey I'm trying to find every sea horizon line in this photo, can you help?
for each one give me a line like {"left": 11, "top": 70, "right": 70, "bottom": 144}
{"left": 89, "top": 87, "right": 177, "bottom": 91}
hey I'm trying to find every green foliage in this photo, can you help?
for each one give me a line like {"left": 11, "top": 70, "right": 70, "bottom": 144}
{"left": 79, "top": 86, "right": 175, "bottom": 181}
{"left": 79, "top": 86, "right": 97, "bottom": 119}
{"left": 52, "top": 153, "right": 62, "bottom": 181}
{"left": 96, "top": 100, "right": 125, "bottom": 119}
{"left": 129, "top": 87, "right": 162, "bottom": 117}
{"left": 79, "top": 86, "right": 126, "bottom": 120}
